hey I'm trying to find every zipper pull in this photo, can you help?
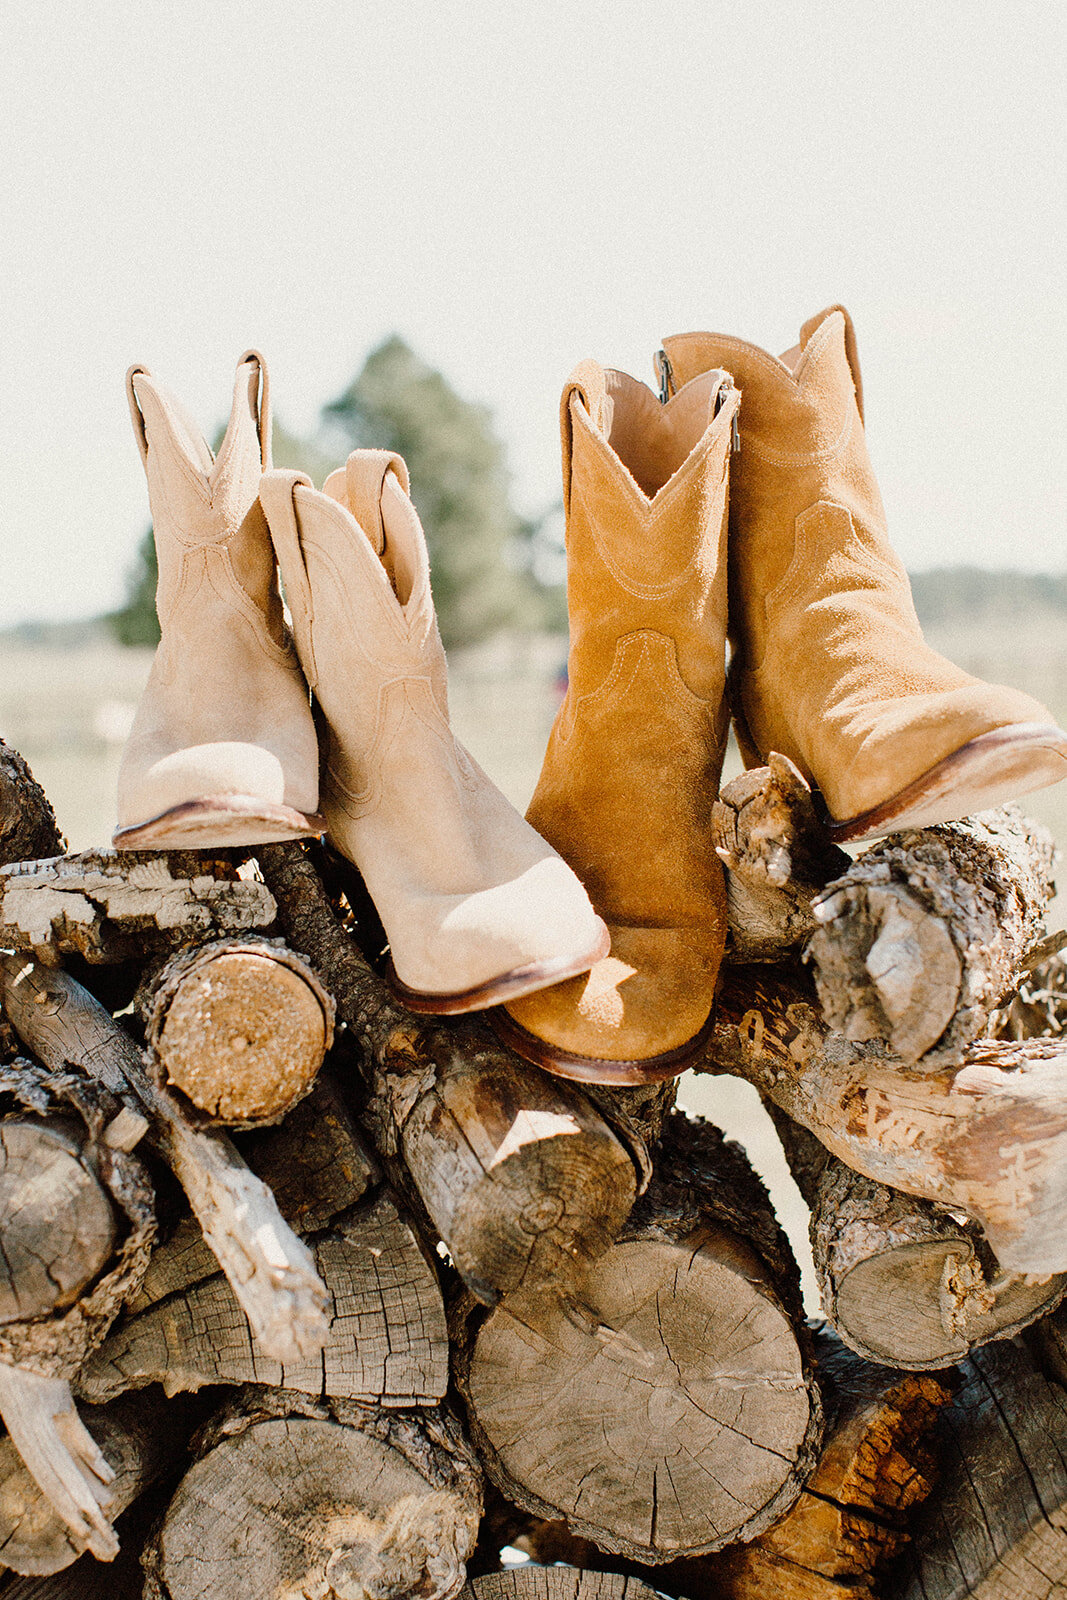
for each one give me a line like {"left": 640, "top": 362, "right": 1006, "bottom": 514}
{"left": 717, "top": 376, "right": 740, "bottom": 453}
{"left": 655, "top": 349, "right": 674, "bottom": 405}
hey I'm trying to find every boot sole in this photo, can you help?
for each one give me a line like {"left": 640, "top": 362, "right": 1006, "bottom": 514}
{"left": 487, "top": 1002, "right": 716, "bottom": 1086}
{"left": 113, "top": 797, "right": 326, "bottom": 851}
{"left": 384, "top": 919, "right": 612, "bottom": 1017}
{"left": 826, "top": 722, "right": 1067, "bottom": 843}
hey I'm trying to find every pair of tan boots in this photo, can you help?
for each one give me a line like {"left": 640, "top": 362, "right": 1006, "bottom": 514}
{"left": 116, "top": 308, "right": 1067, "bottom": 1088}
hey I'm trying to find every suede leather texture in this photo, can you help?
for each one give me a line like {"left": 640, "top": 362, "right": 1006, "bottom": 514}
{"left": 115, "top": 354, "right": 319, "bottom": 831}
{"left": 660, "top": 308, "right": 1059, "bottom": 823}
{"left": 259, "top": 454, "right": 605, "bottom": 998}
{"left": 504, "top": 360, "right": 737, "bottom": 1063}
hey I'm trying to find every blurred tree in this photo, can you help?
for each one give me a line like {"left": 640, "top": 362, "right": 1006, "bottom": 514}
{"left": 324, "top": 336, "right": 527, "bottom": 648}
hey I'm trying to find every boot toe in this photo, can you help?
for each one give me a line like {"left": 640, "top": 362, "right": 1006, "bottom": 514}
{"left": 115, "top": 742, "right": 322, "bottom": 848}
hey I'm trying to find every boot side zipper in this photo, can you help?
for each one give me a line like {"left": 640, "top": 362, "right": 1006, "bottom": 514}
{"left": 655, "top": 349, "right": 675, "bottom": 405}
{"left": 716, "top": 377, "right": 741, "bottom": 454}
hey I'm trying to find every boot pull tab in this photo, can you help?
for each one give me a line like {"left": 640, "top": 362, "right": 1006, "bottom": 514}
{"left": 125, "top": 365, "right": 152, "bottom": 468}
{"left": 799, "top": 305, "right": 864, "bottom": 423}
{"left": 237, "top": 349, "right": 272, "bottom": 471}
{"left": 560, "top": 360, "right": 609, "bottom": 515}
{"left": 343, "top": 450, "right": 411, "bottom": 557}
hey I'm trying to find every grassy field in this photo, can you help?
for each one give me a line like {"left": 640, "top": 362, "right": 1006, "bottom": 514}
{"left": 4, "top": 617, "right": 1067, "bottom": 1308}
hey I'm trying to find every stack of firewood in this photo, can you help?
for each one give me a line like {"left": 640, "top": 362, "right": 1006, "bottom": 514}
{"left": 1, "top": 734, "right": 1067, "bottom": 1600}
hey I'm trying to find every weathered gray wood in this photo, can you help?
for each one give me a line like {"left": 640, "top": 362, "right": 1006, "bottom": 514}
{"left": 0, "top": 850, "right": 276, "bottom": 965}
{"left": 139, "top": 934, "right": 335, "bottom": 1125}
{"left": 258, "top": 842, "right": 646, "bottom": 1305}
{"left": 896, "top": 1334, "right": 1067, "bottom": 1599}
{"left": 772, "top": 1112, "right": 1066, "bottom": 1367}
{"left": 808, "top": 806, "right": 1055, "bottom": 1066}
{"left": 143, "top": 1392, "right": 482, "bottom": 1600}
{"left": 82, "top": 1191, "right": 448, "bottom": 1407}
{"left": 0, "top": 1367, "right": 116, "bottom": 1563}
{"left": 0, "top": 954, "right": 328, "bottom": 1365}
{"left": 0, "top": 1388, "right": 202, "bottom": 1576}
{"left": 460, "top": 1574, "right": 663, "bottom": 1600}
{"left": 702, "top": 964, "right": 1067, "bottom": 1274}
{"left": 713, "top": 754, "right": 850, "bottom": 962}
{"left": 454, "top": 1112, "right": 821, "bottom": 1563}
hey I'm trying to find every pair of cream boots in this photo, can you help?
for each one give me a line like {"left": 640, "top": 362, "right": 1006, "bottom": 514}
{"left": 116, "top": 312, "right": 1067, "bottom": 1086}
{"left": 114, "top": 351, "right": 609, "bottom": 1015}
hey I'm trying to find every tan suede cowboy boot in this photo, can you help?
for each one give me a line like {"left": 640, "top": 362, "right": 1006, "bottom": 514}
{"left": 114, "top": 352, "right": 323, "bottom": 849}
{"left": 659, "top": 307, "right": 1067, "bottom": 841}
{"left": 259, "top": 451, "right": 608, "bottom": 1014}
{"left": 492, "top": 359, "right": 739, "bottom": 1084}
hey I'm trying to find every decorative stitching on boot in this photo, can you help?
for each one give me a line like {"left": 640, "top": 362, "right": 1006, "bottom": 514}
{"left": 559, "top": 630, "right": 715, "bottom": 745}
{"left": 570, "top": 475, "right": 723, "bottom": 601}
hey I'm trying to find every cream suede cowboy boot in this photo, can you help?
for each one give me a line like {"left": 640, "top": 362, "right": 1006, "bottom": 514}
{"left": 493, "top": 359, "right": 738, "bottom": 1084}
{"left": 659, "top": 308, "right": 1067, "bottom": 841}
{"left": 259, "top": 451, "right": 608, "bottom": 1014}
{"left": 114, "top": 352, "right": 322, "bottom": 849}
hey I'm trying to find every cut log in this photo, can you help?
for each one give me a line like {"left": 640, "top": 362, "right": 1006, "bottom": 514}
{"left": 808, "top": 805, "right": 1055, "bottom": 1066}
{"left": 712, "top": 754, "right": 850, "bottom": 962}
{"left": 257, "top": 842, "right": 646, "bottom": 1304}
{"left": 142, "top": 1391, "right": 482, "bottom": 1600}
{"left": 453, "top": 1112, "right": 821, "bottom": 1563}
{"left": 0, "top": 850, "right": 276, "bottom": 965}
{"left": 770, "top": 1111, "right": 1066, "bottom": 1368}
{"left": 138, "top": 934, "right": 335, "bottom": 1126}
{"left": 0, "top": 953, "right": 328, "bottom": 1366}
{"left": 0, "top": 1387, "right": 204, "bottom": 1577}
{"left": 894, "top": 1334, "right": 1067, "bottom": 1600}
{"left": 993, "top": 945, "right": 1067, "bottom": 1040}
{"left": 0, "top": 741, "right": 64, "bottom": 869}
{"left": 703, "top": 963, "right": 1067, "bottom": 1274}
{"left": 81, "top": 1190, "right": 448, "bottom": 1406}
{"left": 460, "top": 1573, "right": 663, "bottom": 1600}
{"left": 0, "top": 1118, "right": 116, "bottom": 1324}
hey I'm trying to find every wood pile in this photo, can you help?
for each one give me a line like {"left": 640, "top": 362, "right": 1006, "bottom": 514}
{"left": 1, "top": 736, "right": 1067, "bottom": 1597}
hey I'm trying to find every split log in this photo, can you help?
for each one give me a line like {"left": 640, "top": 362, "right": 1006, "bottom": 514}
{"left": 142, "top": 1389, "right": 482, "bottom": 1600}
{"left": 82, "top": 1189, "right": 448, "bottom": 1406}
{"left": 0, "top": 741, "right": 64, "bottom": 869}
{"left": 0, "top": 953, "right": 328, "bottom": 1365}
{"left": 0, "top": 1388, "right": 204, "bottom": 1577}
{"left": 808, "top": 805, "right": 1055, "bottom": 1066}
{"left": 894, "top": 1333, "right": 1067, "bottom": 1599}
{"left": 137, "top": 934, "right": 335, "bottom": 1126}
{"left": 712, "top": 755, "right": 850, "bottom": 962}
{"left": 771, "top": 1112, "right": 1066, "bottom": 1368}
{"left": 459, "top": 1573, "right": 663, "bottom": 1600}
{"left": 0, "top": 850, "right": 276, "bottom": 965}
{"left": 453, "top": 1112, "right": 821, "bottom": 1563}
{"left": 702, "top": 963, "right": 1067, "bottom": 1274}
{"left": 258, "top": 842, "right": 647, "bottom": 1305}
{"left": 993, "top": 945, "right": 1067, "bottom": 1040}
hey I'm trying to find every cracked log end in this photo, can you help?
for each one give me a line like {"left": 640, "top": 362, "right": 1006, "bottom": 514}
{"left": 146, "top": 940, "right": 334, "bottom": 1125}
{"left": 460, "top": 1574, "right": 663, "bottom": 1600}
{"left": 150, "top": 1414, "right": 479, "bottom": 1600}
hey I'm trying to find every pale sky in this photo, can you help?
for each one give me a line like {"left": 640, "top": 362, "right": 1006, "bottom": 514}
{"left": 2, "top": 1, "right": 1064, "bottom": 625}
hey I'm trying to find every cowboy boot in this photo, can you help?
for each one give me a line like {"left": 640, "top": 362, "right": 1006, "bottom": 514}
{"left": 658, "top": 307, "right": 1067, "bottom": 841}
{"left": 259, "top": 450, "right": 608, "bottom": 1014}
{"left": 492, "top": 359, "right": 739, "bottom": 1085}
{"left": 114, "top": 352, "right": 323, "bottom": 849}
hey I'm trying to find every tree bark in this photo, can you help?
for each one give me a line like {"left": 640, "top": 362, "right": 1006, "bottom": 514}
{"left": 893, "top": 1334, "right": 1067, "bottom": 1600}
{"left": 701, "top": 964, "right": 1067, "bottom": 1275}
{"left": 81, "top": 1189, "right": 449, "bottom": 1407}
{"left": 0, "top": 954, "right": 328, "bottom": 1366}
{"left": 771, "top": 1111, "right": 1066, "bottom": 1368}
{"left": 138, "top": 934, "right": 335, "bottom": 1126}
{"left": 0, "top": 741, "right": 64, "bottom": 869}
{"left": 257, "top": 842, "right": 646, "bottom": 1305}
{"left": 0, "top": 849, "right": 276, "bottom": 965}
{"left": 453, "top": 1112, "right": 821, "bottom": 1564}
{"left": 807, "top": 806, "right": 1055, "bottom": 1066}
{"left": 142, "top": 1389, "right": 482, "bottom": 1600}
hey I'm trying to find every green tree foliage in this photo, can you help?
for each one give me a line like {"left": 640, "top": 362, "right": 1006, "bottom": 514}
{"left": 324, "top": 336, "right": 526, "bottom": 648}
{"left": 107, "top": 525, "right": 160, "bottom": 646}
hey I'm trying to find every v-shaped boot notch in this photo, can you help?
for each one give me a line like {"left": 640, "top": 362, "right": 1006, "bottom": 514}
{"left": 492, "top": 361, "right": 738, "bottom": 1084}
{"left": 259, "top": 451, "right": 608, "bottom": 1014}
{"left": 114, "top": 352, "right": 324, "bottom": 850}
{"left": 660, "top": 307, "right": 1067, "bottom": 841}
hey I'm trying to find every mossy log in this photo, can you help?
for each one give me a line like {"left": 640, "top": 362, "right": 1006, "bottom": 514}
{"left": 453, "top": 1112, "right": 821, "bottom": 1563}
